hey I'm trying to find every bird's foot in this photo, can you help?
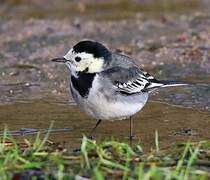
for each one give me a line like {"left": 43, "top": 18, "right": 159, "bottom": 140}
{"left": 88, "top": 135, "right": 96, "bottom": 140}
{"left": 72, "top": 148, "right": 81, "bottom": 153}
{"left": 129, "top": 135, "right": 136, "bottom": 141}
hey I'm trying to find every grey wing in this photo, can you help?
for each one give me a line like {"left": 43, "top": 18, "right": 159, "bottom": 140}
{"left": 100, "top": 66, "right": 163, "bottom": 94}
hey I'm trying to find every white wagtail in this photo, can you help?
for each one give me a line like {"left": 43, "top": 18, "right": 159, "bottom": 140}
{"left": 51, "top": 40, "right": 187, "bottom": 139}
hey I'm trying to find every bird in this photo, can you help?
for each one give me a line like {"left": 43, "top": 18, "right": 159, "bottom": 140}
{"left": 51, "top": 40, "right": 187, "bottom": 140}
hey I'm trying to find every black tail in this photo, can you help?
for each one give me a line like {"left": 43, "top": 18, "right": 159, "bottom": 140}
{"left": 145, "top": 79, "right": 190, "bottom": 92}
{"left": 159, "top": 80, "right": 189, "bottom": 88}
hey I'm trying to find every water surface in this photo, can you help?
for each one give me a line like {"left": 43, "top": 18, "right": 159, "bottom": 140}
{"left": 0, "top": 100, "right": 209, "bottom": 151}
{"left": 0, "top": 0, "right": 209, "bottom": 151}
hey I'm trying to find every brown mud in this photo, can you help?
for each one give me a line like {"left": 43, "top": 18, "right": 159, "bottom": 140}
{"left": 0, "top": 0, "right": 209, "bottom": 150}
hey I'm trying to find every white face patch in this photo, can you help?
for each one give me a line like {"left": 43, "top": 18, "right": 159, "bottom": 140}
{"left": 63, "top": 48, "right": 105, "bottom": 74}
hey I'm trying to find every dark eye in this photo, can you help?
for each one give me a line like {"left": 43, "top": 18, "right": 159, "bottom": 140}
{"left": 75, "top": 56, "right": 81, "bottom": 62}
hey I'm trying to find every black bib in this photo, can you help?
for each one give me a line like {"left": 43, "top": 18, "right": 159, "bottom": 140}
{"left": 71, "top": 72, "right": 96, "bottom": 97}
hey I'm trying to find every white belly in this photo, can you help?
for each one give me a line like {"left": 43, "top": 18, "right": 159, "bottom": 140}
{"left": 86, "top": 81, "right": 148, "bottom": 120}
{"left": 86, "top": 95, "right": 148, "bottom": 120}
{"left": 70, "top": 75, "right": 149, "bottom": 120}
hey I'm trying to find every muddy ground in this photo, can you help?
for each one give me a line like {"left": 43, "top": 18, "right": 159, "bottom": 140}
{"left": 0, "top": 0, "right": 210, "bottom": 150}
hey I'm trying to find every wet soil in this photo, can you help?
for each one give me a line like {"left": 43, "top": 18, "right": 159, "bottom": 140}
{"left": 0, "top": 100, "right": 209, "bottom": 151}
{"left": 0, "top": 0, "right": 210, "bottom": 150}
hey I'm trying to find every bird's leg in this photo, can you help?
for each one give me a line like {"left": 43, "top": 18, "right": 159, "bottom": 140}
{"left": 129, "top": 116, "right": 135, "bottom": 141}
{"left": 89, "top": 119, "right": 102, "bottom": 139}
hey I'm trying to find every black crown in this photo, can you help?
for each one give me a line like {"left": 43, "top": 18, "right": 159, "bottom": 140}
{"left": 73, "top": 40, "right": 111, "bottom": 59}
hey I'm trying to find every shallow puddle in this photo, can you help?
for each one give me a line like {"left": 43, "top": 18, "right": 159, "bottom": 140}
{"left": 0, "top": 0, "right": 209, "bottom": 153}
{"left": 0, "top": 100, "right": 209, "bottom": 151}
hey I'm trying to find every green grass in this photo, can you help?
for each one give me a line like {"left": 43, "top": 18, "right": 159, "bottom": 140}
{"left": 0, "top": 129, "right": 210, "bottom": 179}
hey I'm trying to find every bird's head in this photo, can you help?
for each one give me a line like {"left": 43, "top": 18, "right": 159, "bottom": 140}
{"left": 51, "top": 40, "right": 111, "bottom": 74}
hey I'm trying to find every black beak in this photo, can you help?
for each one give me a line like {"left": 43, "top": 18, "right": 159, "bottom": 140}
{"left": 51, "top": 57, "right": 67, "bottom": 63}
